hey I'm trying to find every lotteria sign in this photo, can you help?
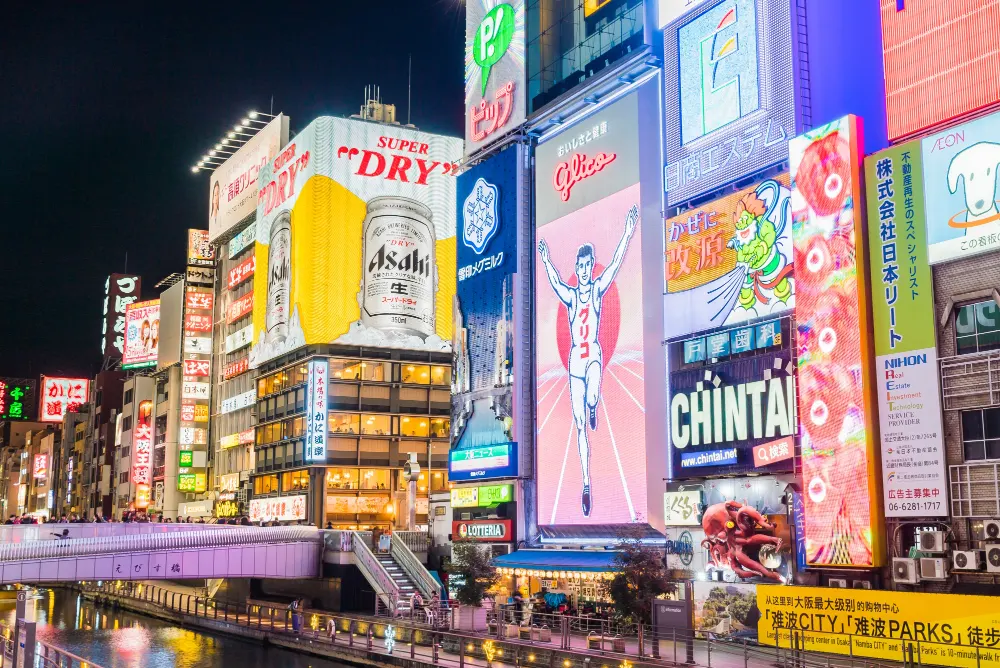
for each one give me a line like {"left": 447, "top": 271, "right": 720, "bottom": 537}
{"left": 448, "top": 442, "right": 518, "bottom": 481}
{"left": 669, "top": 346, "right": 796, "bottom": 477}
{"left": 453, "top": 519, "right": 513, "bottom": 542}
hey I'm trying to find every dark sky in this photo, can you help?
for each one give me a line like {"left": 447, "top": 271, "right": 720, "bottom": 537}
{"left": 0, "top": 1, "right": 465, "bottom": 380}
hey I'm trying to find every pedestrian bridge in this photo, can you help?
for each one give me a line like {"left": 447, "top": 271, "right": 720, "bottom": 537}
{"left": 0, "top": 524, "right": 322, "bottom": 583}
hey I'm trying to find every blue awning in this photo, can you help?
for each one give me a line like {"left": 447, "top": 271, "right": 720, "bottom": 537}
{"left": 492, "top": 549, "right": 619, "bottom": 573}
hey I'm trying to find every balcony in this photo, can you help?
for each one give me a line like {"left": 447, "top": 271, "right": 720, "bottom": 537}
{"left": 940, "top": 349, "right": 1000, "bottom": 411}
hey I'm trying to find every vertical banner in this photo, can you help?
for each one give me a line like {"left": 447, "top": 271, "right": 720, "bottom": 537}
{"left": 790, "top": 116, "right": 883, "bottom": 568}
{"left": 865, "top": 143, "right": 947, "bottom": 517}
{"left": 306, "top": 358, "right": 328, "bottom": 462}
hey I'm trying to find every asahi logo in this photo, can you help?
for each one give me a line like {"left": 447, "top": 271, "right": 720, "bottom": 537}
{"left": 367, "top": 245, "right": 432, "bottom": 277}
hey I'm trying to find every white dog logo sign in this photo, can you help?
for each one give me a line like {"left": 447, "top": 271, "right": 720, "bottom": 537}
{"left": 463, "top": 177, "right": 500, "bottom": 255}
{"left": 947, "top": 141, "right": 1000, "bottom": 229}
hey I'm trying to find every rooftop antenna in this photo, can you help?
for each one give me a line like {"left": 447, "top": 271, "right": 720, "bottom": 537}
{"left": 408, "top": 53, "right": 412, "bottom": 126}
{"left": 124, "top": 252, "right": 128, "bottom": 274}
{"left": 270, "top": 95, "right": 274, "bottom": 116}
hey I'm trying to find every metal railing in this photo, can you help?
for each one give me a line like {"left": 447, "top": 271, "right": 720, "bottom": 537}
{"left": 350, "top": 531, "right": 400, "bottom": 614}
{"left": 940, "top": 348, "right": 1000, "bottom": 410}
{"left": 390, "top": 532, "right": 441, "bottom": 600}
{"left": 0, "top": 620, "right": 105, "bottom": 668}
{"left": 393, "top": 530, "right": 430, "bottom": 554}
{"left": 0, "top": 526, "right": 321, "bottom": 562}
{"left": 81, "top": 582, "right": 913, "bottom": 668}
{"left": 0, "top": 522, "right": 234, "bottom": 545}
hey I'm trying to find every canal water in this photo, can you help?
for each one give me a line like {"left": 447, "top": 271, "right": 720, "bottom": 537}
{"left": 0, "top": 588, "right": 349, "bottom": 668}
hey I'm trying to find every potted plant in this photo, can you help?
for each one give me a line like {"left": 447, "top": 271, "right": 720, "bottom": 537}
{"left": 446, "top": 541, "right": 500, "bottom": 631}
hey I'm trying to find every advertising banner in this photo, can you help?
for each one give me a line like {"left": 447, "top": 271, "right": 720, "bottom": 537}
{"left": 865, "top": 142, "right": 947, "bottom": 517}
{"left": 209, "top": 114, "right": 288, "bottom": 242}
{"left": 249, "top": 116, "right": 461, "bottom": 368}
{"left": 227, "top": 293, "right": 254, "bottom": 323}
{"left": 223, "top": 357, "right": 249, "bottom": 380}
{"left": 452, "top": 147, "right": 519, "bottom": 472}
{"left": 669, "top": 340, "right": 796, "bottom": 477}
{"left": 694, "top": 582, "right": 758, "bottom": 639}
{"left": 184, "top": 291, "right": 213, "bottom": 312}
{"left": 880, "top": 1, "right": 1000, "bottom": 141}
{"left": 225, "top": 325, "right": 253, "bottom": 353}
{"left": 221, "top": 390, "right": 255, "bottom": 414}
{"left": 664, "top": 175, "right": 793, "bottom": 338}
{"left": 132, "top": 400, "right": 153, "bottom": 508}
{"left": 657, "top": 0, "right": 713, "bottom": 28}
{"left": 465, "top": 0, "right": 526, "bottom": 154}
{"left": 448, "top": 442, "right": 518, "bottom": 481}
{"left": 760, "top": 584, "right": 1000, "bottom": 668}
{"left": 662, "top": 0, "right": 797, "bottom": 206}
{"left": 790, "top": 116, "right": 882, "bottom": 567}
{"left": 39, "top": 377, "right": 89, "bottom": 423}
{"left": 664, "top": 490, "right": 702, "bottom": 526}
{"left": 228, "top": 256, "right": 255, "bottom": 290}
{"left": 326, "top": 495, "right": 391, "bottom": 514}
{"left": 229, "top": 222, "right": 256, "bottom": 258}
{"left": 187, "top": 229, "right": 215, "bottom": 266}
{"left": 122, "top": 300, "right": 160, "bottom": 369}
{"left": 0, "top": 378, "right": 36, "bottom": 421}
{"left": 305, "top": 359, "right": 328, "bottom": 462}
{"left": 453, "top": 519, "right": 513, "bottom": 542}
{"left": 920, "top": 111, "right": 1000, "bottom": 264}
{"left": 101, "top": 274, "right": 140, "bottom": 360}
{"left": 185, "top": 266, "right": 214, "bottom": 286}
{"left": 249, "top": 494, "right": 307, "bottom": 522}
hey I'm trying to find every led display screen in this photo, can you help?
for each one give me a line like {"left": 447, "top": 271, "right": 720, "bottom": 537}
{"left": 790, "top": 115, "right": 881, "bottom": 568}
{"left": 880, "top": 0, "right": 1000, "bottom": 141}
{"left": 663, "top": 0, "right": 796, "bottom": 206}
{"left": 664, "top": 174, "right": 794, "bottom": 338}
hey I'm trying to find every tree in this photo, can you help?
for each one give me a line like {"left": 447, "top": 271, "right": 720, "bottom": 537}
{"left": 447, "top": 541, "right": 500, "bottom": 607}
{"left": 600, "top": 525, "right": 675, "bottom": 624}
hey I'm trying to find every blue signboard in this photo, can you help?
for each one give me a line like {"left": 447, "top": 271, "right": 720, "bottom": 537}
{"left": 452, "top": 147, "right": 519, "bottom": 470}
{"left": 448, "top": 442, "right": 519, "bottom": 481}
{"left": 683, "top": 338, "right": 706, "bottom": 364}
{"left": 729, "top": 326, "right": 755, "bottom": 354}
{"left": 663, "top": 0, "right": 797, "bottom": 206}
{"left": 706, "top": 332, "right": 730, "bottom": 358}
{"left": 754, "top": 319, "right": 782, "bottom": 348}
{"left": 680, "top": 447, "right": 739, "bottom": 469}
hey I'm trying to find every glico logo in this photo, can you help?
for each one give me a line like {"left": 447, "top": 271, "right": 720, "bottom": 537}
{"left": 552, "top": 152, "right": 617, "bottom": 202}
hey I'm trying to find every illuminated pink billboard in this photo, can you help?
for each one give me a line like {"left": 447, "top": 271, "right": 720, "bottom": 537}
{"left": 535, "top": 182, "right": 646, "bottom": 525}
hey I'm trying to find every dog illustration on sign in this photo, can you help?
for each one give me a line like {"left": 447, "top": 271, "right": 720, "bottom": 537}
{"left": 947, "top": 141, "right": 1000, "bottom": 230}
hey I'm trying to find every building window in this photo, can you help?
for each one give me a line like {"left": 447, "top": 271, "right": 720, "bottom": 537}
{"left": 360, "top": 361, "right": 391, "bottom": 382}
{"left": 282, "top": 469, "right": 310, "bottom": 492}
{"left": 122, "top": 415, "right": 133, "bottom": 432}
{"left": 359, "top": 468, "right": 390, "bottom": 490}
{"left": 962, "top": 408, "right": 1000, "bottom": 461}
{"left": 397, "top": 469, "right": 433, "bottom": 494}
{"left": 331, "top": 359, "right": 363, "bottom": 380}
{"left": 430, "top": 366, "right": 451, "bottom": 386}
{"left": 124, "top": 389, "right": 133, "bottom": 405}
{"left": 402, "top": 365, "right": 431, "bottom": 384}
{"left": 253, "top": 474, "right": 279, "bottom": 495}
{"left": 429, "top": 418, "right": 450, "bottom": 439}
{"left": 330, "top": 413, "right": 361, "bottom": 434}
{"left": 400, "top": 416, "right": 430, "bottom": 438}
{"left": 956, "top": 300, "right": 1000, "bottom": 355}
{"left": 327, "top": 467, "right": 359, "bottom": 490}
{"left": 429, "top": 470, "right": 448, "bottom": 493}
{"left": 361, "top": 414, "right": 392, "bottom": 436}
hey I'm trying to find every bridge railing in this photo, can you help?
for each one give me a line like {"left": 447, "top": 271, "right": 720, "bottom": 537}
{"left": 0, "top": 525, "right": 321, "bottom": 562}
{"left": 0, "top": 522, "right": 234, "bottom": 544}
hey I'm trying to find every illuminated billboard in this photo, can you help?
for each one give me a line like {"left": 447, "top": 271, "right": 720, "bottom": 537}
{"left": 880, "top": 1, "right": 1000, "bottom": 141}
{"left": 790, "top": 115, "right": 882, "bottom": 567}
{"left": 122, "top": 299, "right": 161, "bottom": 369}
{"left": 209, "top": 114, "right": 289, "bottom": 242}
{"left": 249, "top": 116, "right": 461, "bottom": 368}
{"left": 865, "top": 142, "right": 947, "bottom": 517}
{"left": 465, "top": 0, "right": 526, "bottom": 155}
{"left": 0, "top": 378, "right": 36, "bottom": 421}
{"left": 535, "top": 180, "right": 645, "bottom": 525}
{"left": 101, "top": 274, "right": 140, "bottom": 360}
{"left": 668, "top": 321, "right": 796, "bottom": 477}
{"left": 187, "top": 229, "right": 215, "bottom": 266}
{"left": 448, "top": 443, "right": 518, "bottom": 481}
{"left": 452, "top": 147, "right": 519, "bottom": 470}
{"left": 305, "top": 359, "right": 328, "bottom": 462}
{"left": 664, "top": 174, "right": 793, "bottom": 338}
{"left": 920, "top": 111, "right": 1000, "bottom": 264}
{"left": 662, "top": 0, "right": 797, "bottom": 206}
{"left": 40, "top": 377, "right": 89, "bottom": 423}
{"left": 132, "top": 400, "right": 153, "bottom": 509}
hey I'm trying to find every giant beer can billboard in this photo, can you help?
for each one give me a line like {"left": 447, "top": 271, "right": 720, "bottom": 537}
{"left": 249, "top": 117, "right": 461, "bottom": 367}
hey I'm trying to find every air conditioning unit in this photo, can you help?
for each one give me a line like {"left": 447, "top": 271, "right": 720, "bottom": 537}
{"left": 853, "top": 581, "right": 872, "bottom": 589}
{"left": 892, "top": 557, "right": 920, "bottom": 584}
{"left": 919, "top": 557, "right": 949, "bottom": 581}
{"left": 984, "top": 520, "right": 1000, "bottom": 541}
{"left": 985, "top": 544, "right": 1000, "bottom": 573}
{"left": 828, "top": 578, "right": 848, "bottom": 588}
{"left": 918, "top": 530, "right": 947, "bottom": 553}
{"left": 953, "top": 550, "right": 985, "bottom": 571}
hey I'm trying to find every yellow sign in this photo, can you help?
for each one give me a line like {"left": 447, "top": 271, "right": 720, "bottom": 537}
{"left": 451, "top": 487, "right": 479, "bottom": 508}
{"left": 759, "top": 585, "right": 1000, "bottom": 668}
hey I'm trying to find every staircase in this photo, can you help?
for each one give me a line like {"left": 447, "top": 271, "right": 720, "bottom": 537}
{"left": 375, "top": 552, "right": 422, "bottom": 613}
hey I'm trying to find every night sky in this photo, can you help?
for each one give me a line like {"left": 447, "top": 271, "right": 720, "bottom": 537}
{"left": 0, "top": 2, "right": 465, "bottom": 379}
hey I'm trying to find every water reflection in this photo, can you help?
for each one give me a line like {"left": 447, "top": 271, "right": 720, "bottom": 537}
{"left": 0, "top": 589, "right": 347, "bottom": 668}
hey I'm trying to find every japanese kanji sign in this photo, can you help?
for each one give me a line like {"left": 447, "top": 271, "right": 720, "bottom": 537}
{"left": 0, "top": 378, "right": 36, "bottom": 421}
{"left": 305, "top": 359, "right": 328, "bottom": 462}
{"left": 40, "top": 377, "right": 89, "bottom": 423}
{"left": 101, "top": 273, "right": 141, "bottom": 361}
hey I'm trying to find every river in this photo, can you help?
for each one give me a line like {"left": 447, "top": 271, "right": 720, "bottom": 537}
{"left": 0, "top": 588, "right": 350, "bottom": 668}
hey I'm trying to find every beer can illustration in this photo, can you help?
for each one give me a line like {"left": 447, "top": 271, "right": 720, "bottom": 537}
{"left": 266, "top": 210, "right": 292, "bottom": 343}
{"left": 360, "top": 196, "right": 437, "bottom": 339}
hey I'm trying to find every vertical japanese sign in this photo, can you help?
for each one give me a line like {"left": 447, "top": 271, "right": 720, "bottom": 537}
{"left": 306, "top": 358, "right": 328, "bottom": 462}
{"left": 0, "top": 378, "right": 36, "bottom": 421}
{"left": 101, "top": 274, "right": 141, "bottom": 361}
{"left": 187, "top": 229, "right": 215, "bottom": 266}
{"left": 132, "top": 400, "right": 153, "bottom": 508}
{"left": 180, "top": 265, "right": 214, "bottom": 490}
{"left": 790, "top": 116, "right": 882, "bottom": 567}
{"left": 865, "top": 142, "right": 947, "bottom": 517}
{"left": 39, "top": 377, "right": 89, "bottom": 423}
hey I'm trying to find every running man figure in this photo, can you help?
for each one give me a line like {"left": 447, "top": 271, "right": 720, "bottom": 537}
{"left": 537, "top": 204, "right": 638, "bottom": 517}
